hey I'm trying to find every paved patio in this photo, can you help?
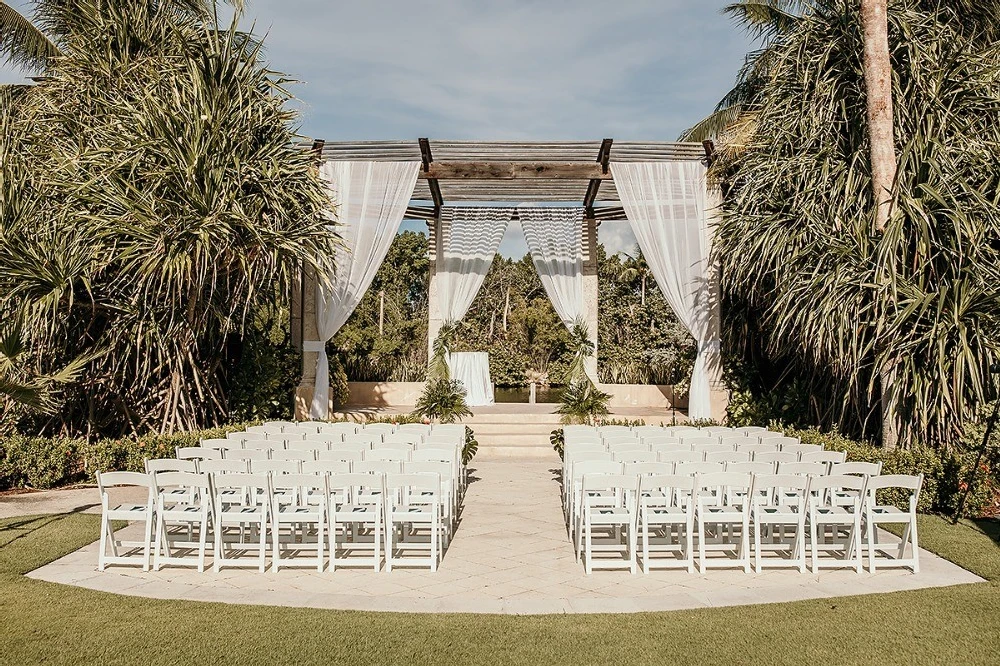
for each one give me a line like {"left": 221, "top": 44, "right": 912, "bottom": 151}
{"left": 17, "top": 457, "right": 984, "bottom": 614}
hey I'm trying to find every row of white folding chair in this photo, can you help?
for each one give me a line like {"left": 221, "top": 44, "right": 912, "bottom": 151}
{"left": 572, "top": 433, "right": 803, "bottom": 451}
{"left": 567, "top": 440, "right": 826, "bottom": 460}
{"left": 187, "top": 436, "right": 460, "bottom": 456}
{"left": 564, "top": 457, "right": 879, "bottom": 548}
{"left": 577, "top": 470, "right": 920, "bottom": 574}
{"left": 565, "top": 425, "right": 778, "bottom": 441}
{"left": 99, "top": 469, "right": 446, "bottom": 572}
{"left": 217, "top": 431, "right": 456, "bottom": 447}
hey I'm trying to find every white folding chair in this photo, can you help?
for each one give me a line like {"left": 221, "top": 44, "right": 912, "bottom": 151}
{"left": 229, "top": 448, "right": 270, "bottom": 461}
{"left": 674, "top": 461, "right": 726, "bottom": 477}
{"left": 831, "top": 461, "right": 883, "bottom": 477}
{"left": 685, "top": 436, "right": 721, "bottom": 449}
{"left": 638, "top": 474, "right": 695, "bottom": 573}
{"left": 704, "top": 450, "right": 750, "bottom": 465}
{"left": 296, "top": 437, "right": 334, "bottom": 449}
{"left": 606, "top": 440, "right": 648, "bottom": 454}
{"left": 212, "top": 472, "right": 269, "bottom": 572}
{"left": 767, "top": 436, "right": 801, "bottom": 449}
{"left": 200, "top": 438, "right": 231, "bottom": 450}
{"left": 302, "top": 459, "right": 352, "bottom": 475}
{"left": 581, "top": 473, "right": 639, "bottom": 574}
{"left": 368, "top": 447, "right": 411, "bottom": 463}
{"left": 272, "top": 449, "right": 316, "bottom": 462}
{"left": 693, "top": 444, "right": 732, "bottom": 459}
{"left": 754, "top": 450, "right": 798, "bottom": 466}
{"left": 177, "top": 446, "right": 223, "bottom": 464}
{"left": 152, "top": 472, "right": 212, "bottom": 572}
{"left": 807, "top": 474, "right": 867, "bottom": 573}
{"left": 362, "top": 423, "right": 396, "bottom": 438}
{"left": 198, "top": 459, "right": 249, "bottom": 475}
{"left": 624, "top": 461, "right": 673, "bottom": 478}
{"left": 864, "top": 474, "right": 923, "bottom": 573}
{"left": 145, "top": 459, "right": 197, "bottom": 474}
{"left": 726, "top": 461, "right": 775, "bottom": 475}
{"left": 783, "top": 443, "right": 823, "bottom": 459}
{"left": 398, "top": 423, "right": 432, "bottom": 438}
{"left": 720, "top": 436, "right": 758, "bottom": 449}
{"left": 614, "top": 450, "right": 658, "bottom": 464}
{"left": 702, "top": 427, "right": 735, "bottom": 437}
{"left": 694, "top": 472, "right": 752, "bottom": 573}
{"left": 800, "top": 450, "right": 848, "bottom": 465}
{"left": 329, "top": 472, "right": 384, "bottom": 571}
{"left": 270, "top": 473, "right": 327, "bottom": 572}
{"left": 570, "top": 460, "right": 623, "bottom": 559}
{"left": 97, "top": 471, "right": 156, "bottom": 571}
{"left": 749, "top": 474, "right": 810, "bottom": 572}
{"left": 657, "top": 451, "right": 702, "bottom": 469}
{"left": 385, "top": 473, "right": 441, "bottom": 572}
{"left": 598, "top": 425, "right": 632, "bottom": 437}
{"left": 778, "top": 462, "right": 830, "bottom": 477}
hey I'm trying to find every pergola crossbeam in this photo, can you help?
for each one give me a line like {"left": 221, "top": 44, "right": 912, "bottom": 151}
{"left": 419, "top": 137, "right": 444, "bottom": 214}
{"left": 583, "top": 138, "right": 613, "bottom": 217}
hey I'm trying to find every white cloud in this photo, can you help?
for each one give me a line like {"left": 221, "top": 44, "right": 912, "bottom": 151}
{"left": 598, "top": 221, "right": 638, "bottom": 256}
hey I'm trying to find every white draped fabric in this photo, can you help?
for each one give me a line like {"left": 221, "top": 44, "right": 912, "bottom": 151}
{"left": 438, "top": 207, "right": 513, "bottom": 323}
{"left": 610, "top": 161, "right": 717, "bottom": 420}
{"left": 447, "top": 352, "right": 494, "bottom": 406}
{"left": 310, "top": 160, "right": 420, "bottom": 419}
{"left": 518, "top": 207, "right": 586, "bottom": 329}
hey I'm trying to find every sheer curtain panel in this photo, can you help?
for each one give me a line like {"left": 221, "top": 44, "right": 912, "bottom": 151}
{"left": 610, "top": 161, "right": 717, "bottom": 420}
{"left": 309, "top": 160, "right": 420, "bottom": 419}
{"left": 438, "top": 207, "right": 513, "bottom": 323}
{"left": 518, "top": 207, "right": 586, "bottom": 329}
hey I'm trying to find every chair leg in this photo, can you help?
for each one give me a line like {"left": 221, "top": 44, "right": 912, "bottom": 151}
{"left": 910, "top": 516, "right": 920, "bottom": 573}
{"left": 685, "top": 517, "right": 695, "bottom": 573}
{"left": 272, "top": 518, "right": 281, "bottom": 573}
{"left": 153, "top": 514, "right": 165, "bottom": 572}
{"left": 697, "top": 515, "right": 706, "bottom": 574}
{"left": 753, "top": 516, "right": 762, "bottom": 573}
{"left": 866, "top": 515, "right": 876, "bottom": 573}
{"left": 316, "top": 518, "right": 324, "bottom": 572}
{"left": 641, "top": 513, "right": 650, "bottom": 574}
{"left": 584, "top": 516, "right": 592, "bottom": 575}
{"left": 141, "top": 511, "right": 153, "bottom": 572}
{"left": 628, "top": 522, "right": 637, "bottom": 575}
{"left": 98, "top": 512, "right": 109, "bottom": 572}
{"left": 741, "top": 518, "right": 750, "bottom": 574}
{"left": 259, "top": 516, "right": 267, "bottom": 573}
{"left": 809, "top": 518, "right": 818, "bottom": 574}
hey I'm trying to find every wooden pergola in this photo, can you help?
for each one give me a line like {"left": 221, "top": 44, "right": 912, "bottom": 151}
{"left": 293, "top": 138, "right": 725, "bottom": 420}
{"left": 304, "top": 138, "right": 712, "bottom": 220}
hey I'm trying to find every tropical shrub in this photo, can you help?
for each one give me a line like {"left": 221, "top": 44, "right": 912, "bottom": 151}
{"left": 0, "top": 2, "right": 338, "bottom": 436}
{"left": 710, "top": 0, "right": 1000, "bottom": 448}
{"left": 412, "top": 379, "right": 473, "bottom": 424}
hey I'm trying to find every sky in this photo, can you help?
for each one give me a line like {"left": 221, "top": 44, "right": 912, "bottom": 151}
{"left": 0, "top": 1, "right": 754, "bottom": 256}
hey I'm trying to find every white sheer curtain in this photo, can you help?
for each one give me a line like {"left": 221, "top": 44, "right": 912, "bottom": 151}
{"left": 310, "top": 160, "right": 420, "bottom": 419}
{"left": 610, "top": 161, "right": 717, "bottom": 420}
{"left": 447, "top": 352, "right": 494, "bottom": 406}
{"left": 518, "top": 207, "right": 586, "bottom": 328}
{"left": 438, "top": 207, "right": 513, "bottom": 323}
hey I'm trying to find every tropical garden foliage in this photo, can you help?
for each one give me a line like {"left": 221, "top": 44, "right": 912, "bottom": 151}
{"left": 691, "top": 0, "right": 1000, "bottom": 450}
{"left": 0, "top": 1, "right": 338, "bottom": 436}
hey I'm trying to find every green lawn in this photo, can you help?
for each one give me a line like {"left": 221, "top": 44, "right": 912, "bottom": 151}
{"left": 1, "top": 513, "right": 999, "bottom": 665}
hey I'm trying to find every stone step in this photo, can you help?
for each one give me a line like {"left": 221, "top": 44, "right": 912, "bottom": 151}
{"left": 473, "top": 432, "right": 552, "bottom": 447}
{"left": 468, "top": 423, "right": 558, "bottom": 437}
{"left": 473, "top": 446, "right": 559, "bottom": 461}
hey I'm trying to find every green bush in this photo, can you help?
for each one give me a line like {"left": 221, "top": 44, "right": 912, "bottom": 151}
{"left": 0, "top": 436, "right": 83, "bottom": 489}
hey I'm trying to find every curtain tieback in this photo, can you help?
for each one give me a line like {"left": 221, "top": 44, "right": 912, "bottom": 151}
{"left": 303, "top": 341, "right": 326, "bottom": 353}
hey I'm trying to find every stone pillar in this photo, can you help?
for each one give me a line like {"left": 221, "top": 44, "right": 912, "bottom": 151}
{"left": 294, "top": 266, "right": 320, "bottom": 420}
{"left": 426, "top": 215, "right": 444, "bottom": 366}
{"left": 704, "top": 185, "right": 730, "bottom": 423}
{"left": 582, "top": 217, "right": 600, "bottom": 382}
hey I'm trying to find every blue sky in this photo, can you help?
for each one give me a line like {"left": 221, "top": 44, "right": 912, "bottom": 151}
{"left": 1, "top": 1, "right": 753, "bottom": 255}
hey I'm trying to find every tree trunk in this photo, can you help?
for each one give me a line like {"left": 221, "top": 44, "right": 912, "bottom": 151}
{"left": 861, "top": 0, "right": 897, "bottom": 232}
{"left": 861, "top": 0, "right": 899, "bottom": 448}
{"left": 378, "top": 289, "right": 385, "bottom": 336}
{"left": 640, "top": 274, "right": 646, "bottom": 308}
{"left": 502, "top": 287, "right": 510, "bottom": 332}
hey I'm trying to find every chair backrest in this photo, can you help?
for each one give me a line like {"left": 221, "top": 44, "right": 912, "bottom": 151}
{"left": 865, "top": 474, "right": 923, "bottom": 504}
{"left": 650, "top": 442, "right": 691, "bottom": 454}
{"left": 423, "top": 433, "right": 463, "bottom": 448}
{"left": 572, "top": 460, "right": 623, "bottom": 483}
{"left": 695, "top": 472, "right": 752, "bottom": 505}
{"left": 301, "top": 459, "right": 353, "bottom": 475}
{"left": 303, "top": 433, "right": 338, "bottom": 445}
{"left": 411, "top": 447, "right": 458, "bottom": 464}
{"left": 250, "top": 459, "right": 300, "bottom": 474}
{"left": 757, "top": 431, "right": 786, "bottom": 441}
{"left": 282, "top": 426, "right": 316, "bottom": 437}
{"left": 226, "top": 432, "right": 248, "bottom": 442}
{"left": 749, "top": 473, "right": 810, "bottom": 506}
{"left": 566, "top": 450, "right": 614, "bottom": 466}
{"left": 320, "top": 422, "right": 360, "bottom": 436}
{"left": 800, "top": 450, "right": 848, "bottom": 465}
{"left": 674, "top": 461, "right": 726, "bottom": 476}
{"left": 640, "top": 473, "right": 696, "bottom": 501}
{"left": 398, "top": 423, "right": 432, "bottom": 437}
{"left": 362, "top": 423, "right": 396, "bottom": 436}
{"left": 598, "top": 425, "right": 632, "bottom": 436}
{"left": 643, "top": 435, "right": 683, "bottom": 447}
{"left": 606, "top": 440, "right": 648, "bottom": 453}
{"left": 783, "top": 443, "right": 823, "bottom": 457}
{"left": 328, "top": 472, "right": 384, "bottom": 499}
{"left": 272, "top": 432, "right": 305, "bottom": 442}
{"left": 343, "top": 434, "right": 379, "bottom": 448}
{"left": 355, "top": 460, "right": 403, "bottom": 475}
{"left": 683, "top": 436, "right": 719, "bottom": 449}
{"left": 97, "top": 470, "right": 154, "bottom": 494}
{"left": 272, "top": 449, "right": 315, "bottom": 462}
{"left": 830, "top": 461, "right": 882, "bottom": 476}
{"left": 154, "top": 471, "right": 210, "bottom": 492}
{"left": 602, "top": 434, "right": 639, "bottom": 447}
{"left": 581, "top": 472, "right": 639, "bottom": 493}
{"left": 692, "top": 443, "right": 731, "bottom": 455}
{"left": 633, "top": 426, "right": 667, "bottom": 438}
{"left": 614, "top": 450, "right": 658, "bottom": 464}
{"left": 317, "top": 449, "right": 365, "bottom": 464}
{"left": 384, "top": 433, "right": 422, "bottom": 447}
{"left": 753, "top": 451, "right": 798, "bottom": 465}
{"left": 200, "top": 438, "right": 230, "bottom": 449}
{"left": 777, "top": 462, "right": 829, "bottom": 477}
{"left": 229, "top": 448, "right": 270, "bottom": 461}
{"left": 565, "top": 441, "right": 606, "bottom": 456}
{"left": 269, "top": 473, "right": 328, "bottom": 499}
{"left": 198, "top": 459, "right": 249, "bottom": 474}
{"left": 248, "top": 424, "right": 280, "bottom": 434}
{"left": 624, "top": 461, "right": 673, "bottom": 477}
{"left": 726, "top": 461, "right": 775, "bottom": 475}
{"left": 385, "top": 472, "right": 440, "bottom": 501}
{"left": 739, "top": 426, "right": 767, "bottom": 435}
{"left": 702, "top": 426, "right": 735, "bottom": 437}
{"left": 404, "top": 461, "right": 453, "bottom": 482}
{"left": 736, "top": 443, "right": 779, "bottom": 455}
{"left": 240, "top": 431, "right": 269, "bottom": 442}
{"left": 145, "top": 458, "right": 197, "bottom": 474}
{"left": 807, "top": 473, "right": 867, "bottom": 502}
{"left": 704, "top": 451, "right": 750, "bottom": 464}
{"left": 176, "top": 446, "right": 222, "bottom": 461}
{"left": 768, "top": 436, "right": 801, "bottom": 449}
{"left": 368, "top": 448, "right": 411, "bottom": 463}
{"left": 720, "top": 436, "right": 759, "bottom": 449}
{"left": 658, "top": 450, "right": 702, "bottom": 465}
{"left": 210, "top": 471, "right": 269, "bottom": 494}
{"left": 288, "top": 439, "right": 329, "bottom": 451}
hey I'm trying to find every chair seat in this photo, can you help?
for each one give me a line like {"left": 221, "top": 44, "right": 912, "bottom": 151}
{"left": 587, "top": 507, "right": 633, "bottom": 524}
{"left": 754, "top": 505, "right": 802, "bottom": 521}
{"left": 389, "top": 505, "right": 436, "bottom": 521}
{"left": 698, "top": 506, "right": 745, "bottom": 520}
{"left": 218, "top": 505, "right": 266, "bottom": 518}
{"left": 333, "top": 504, "right": 381, "bottom": 518}
{"left": 160, "top": 504, "right": 209, "bottom": 520}
{"left": 275, "top": 505, "right": 323, "bottom": 520}
{"left": 869, "top": 505, "right": 910, "bottom": 521}
{"left": 110, "top": 503, "right": 150, "bottom": 513}
{"left": 811, "top": 506, "right": 859, "bottom": 522}
{"left": 642, "top": 505, "right": 687, "bottom": 520}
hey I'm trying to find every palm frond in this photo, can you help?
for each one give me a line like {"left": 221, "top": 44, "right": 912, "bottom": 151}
{"left": 0, "top": 1, "right": 60, "bottom": 72}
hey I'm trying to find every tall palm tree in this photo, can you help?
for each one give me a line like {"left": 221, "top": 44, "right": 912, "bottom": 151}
{"left": 0, "top": 1, "right": 59, "bottom": 72}
{"left": 618, "top": 246, "right": 651, "bottom": 308}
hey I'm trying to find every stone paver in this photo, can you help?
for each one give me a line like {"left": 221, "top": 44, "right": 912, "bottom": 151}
{"left": 20, "top": 458, "right": 985, "bottom": 614}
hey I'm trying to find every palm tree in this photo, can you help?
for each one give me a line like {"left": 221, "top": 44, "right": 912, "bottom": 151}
{"left": 0, "top": 1, "right": 59, "bottom": 72}
{"left": 618, "top": 246, "right": 652, "bottom": 308}
{"left": 0, "top": 2, "right": 339, "bottom": 435}
{"left": 711, "top": 0, "right": 1000, "bottom": 450}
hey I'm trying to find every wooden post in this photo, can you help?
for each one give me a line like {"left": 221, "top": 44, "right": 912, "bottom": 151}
{"left": 582, "top": 217, "right": 600, "bottom": 382}
{"left": 426, "top": 216, "right": 443, "bottom": 368}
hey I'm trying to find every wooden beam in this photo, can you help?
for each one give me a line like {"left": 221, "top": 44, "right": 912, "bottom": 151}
{"left": 419, "top": 138, "right": 444, "bottom": 214}
{"left": 310, "top": 138, "right": 325, "bottom": 163}
{"left": 583, "top": 138, "right": 614, "bottom": 216}
{"left": 702, "top": 140, "right": 716, "bottom": 166}
{"left": 418, "top": 162, "right": 614, "bottom": 180}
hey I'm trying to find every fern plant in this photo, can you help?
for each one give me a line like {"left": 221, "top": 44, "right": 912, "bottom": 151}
{"left": 556, "top": 381, "right": 611, "bottom": 425}
{"left": 412, "top": 378, "right": 473, "bottom": 424}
